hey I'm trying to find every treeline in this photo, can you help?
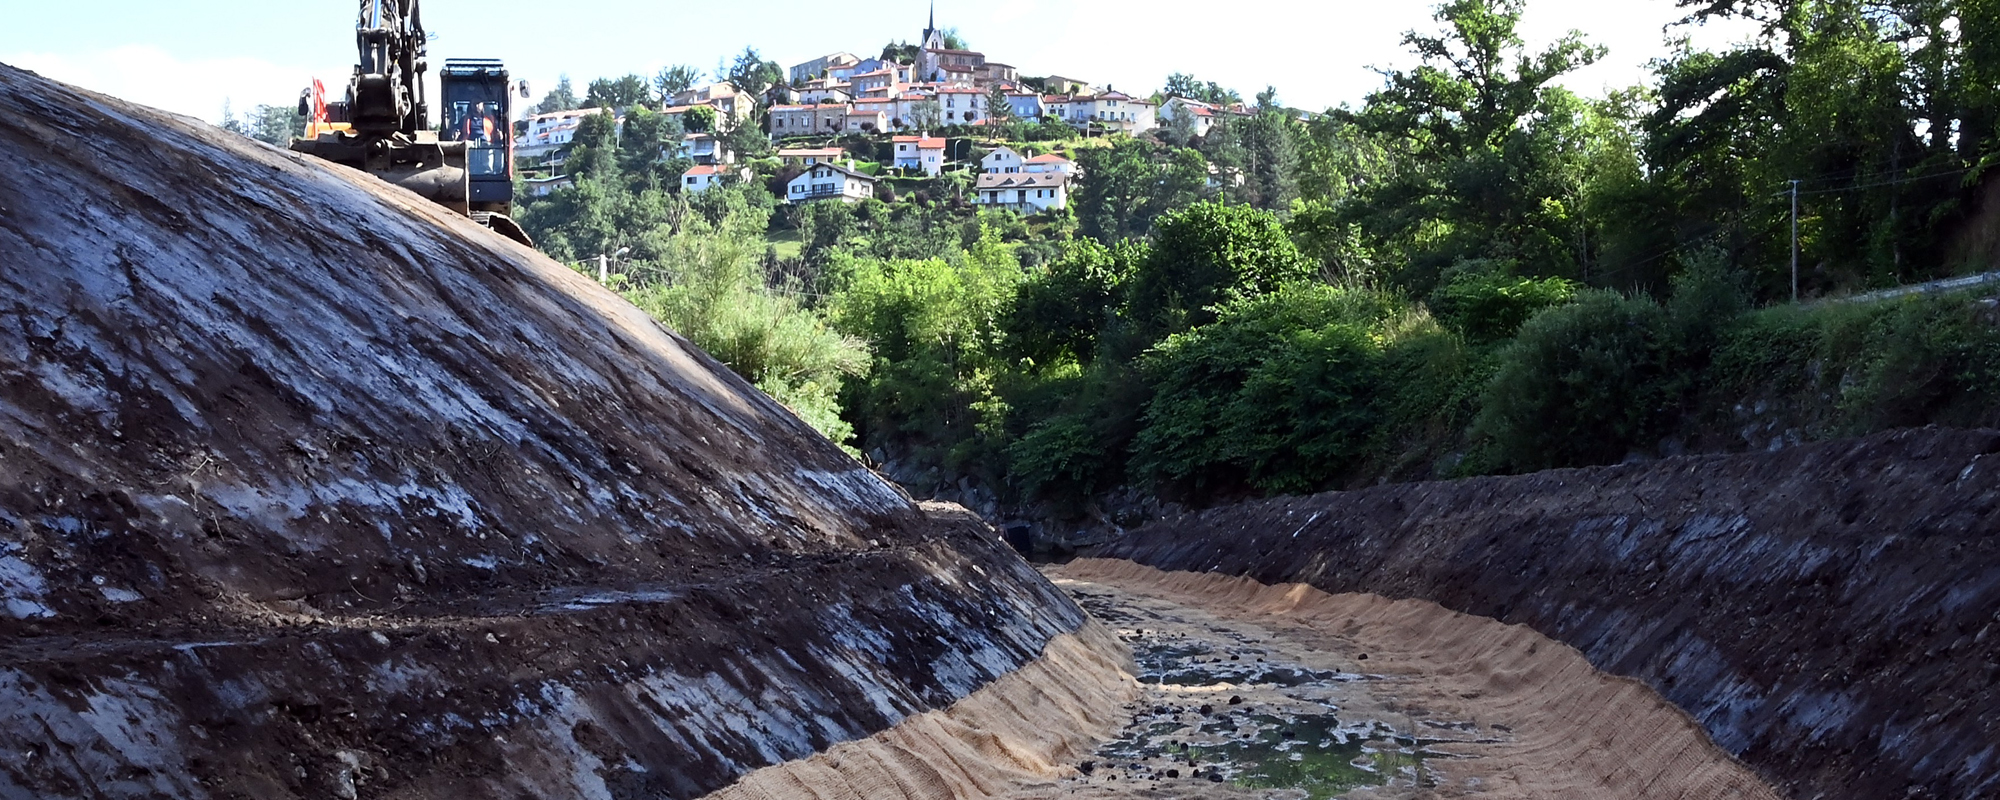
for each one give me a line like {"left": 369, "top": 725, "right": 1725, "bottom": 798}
{"left": 520, "top": 0, "right": 2000, "bottom": 515}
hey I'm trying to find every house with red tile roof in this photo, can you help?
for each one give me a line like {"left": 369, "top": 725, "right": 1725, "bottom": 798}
{"left": 893, "top": 135, "right": 948, "bottom": 176}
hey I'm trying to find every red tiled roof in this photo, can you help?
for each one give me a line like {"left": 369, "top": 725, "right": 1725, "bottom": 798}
{"left": 892, "top": 136, "right": 947, "bottom": 148}
{"left": 1025, "top": 153, "right": 1072, "bottom": 164}
{"left": 684, "top": 165, "right": 726, "bottom": 177}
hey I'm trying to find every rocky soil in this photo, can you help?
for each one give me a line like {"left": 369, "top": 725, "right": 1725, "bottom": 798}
{"left": 0, "top": 63, "right": 1100, "bottom": 799}
{"left": 1101, "top": 427, "right": 2000, "bottom": 800}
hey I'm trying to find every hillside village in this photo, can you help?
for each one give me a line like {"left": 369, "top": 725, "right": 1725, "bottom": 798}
{"left": 511, "top": 6, "right": 1258, "bottom": 214}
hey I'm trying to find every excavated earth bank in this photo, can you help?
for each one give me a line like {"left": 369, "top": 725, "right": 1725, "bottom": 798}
{"left": 1100, "top": 428, "right": 2000, "bottom": 800}
{"left": 0, "top": 63, "right": 1125, "bottom": 799}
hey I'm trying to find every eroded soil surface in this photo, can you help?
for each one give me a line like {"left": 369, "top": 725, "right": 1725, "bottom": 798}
{"left": 1012, "top": 577, "right": 1485, "bottom": 799}
{"left": 1010, "top": 563, "right": 1782, "bottom": 800}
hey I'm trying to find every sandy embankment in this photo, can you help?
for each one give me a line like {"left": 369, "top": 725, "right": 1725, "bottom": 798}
{"left": 702, "top": 621, "right": 1139, "bottom": 800}
{"left": 1044, "top": 559, "right": 1783, "bottom": 800}
{"left": 704, "top": 559, "right": 1785, "bottom": 800}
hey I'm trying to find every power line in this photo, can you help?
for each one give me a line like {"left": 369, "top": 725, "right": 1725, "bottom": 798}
{"left": 1795, "top": 164, "right": 1972, "bottom": 195}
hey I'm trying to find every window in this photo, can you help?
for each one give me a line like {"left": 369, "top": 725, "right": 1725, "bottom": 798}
{"left": 688, "top": 176, "right": 698, "bottom": 185}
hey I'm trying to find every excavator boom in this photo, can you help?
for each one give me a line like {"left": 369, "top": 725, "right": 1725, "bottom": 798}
{"left": 291, "top": 0, "right": 532, "bottom": 246}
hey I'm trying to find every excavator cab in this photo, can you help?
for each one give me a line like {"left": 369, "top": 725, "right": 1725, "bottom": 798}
{"left": 438, "top": 60, "right": 520, "bottom": 221}
{"left": 288, "top": 1, "right": 533, "bottom": 247}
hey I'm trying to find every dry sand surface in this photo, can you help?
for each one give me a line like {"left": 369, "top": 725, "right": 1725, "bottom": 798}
{"left": 1020, "top": 560, "right": 1785, "bottom": 800}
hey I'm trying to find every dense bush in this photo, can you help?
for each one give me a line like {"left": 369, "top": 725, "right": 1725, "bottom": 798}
{"left": 1474, "top": 289, "right": 1680, "bottom": 472}
{"left": 620, "top": 220, "right": 869, "bottom": 447}
{"left": 1427, "top": 268, "right": 1579, "bottom": 345}
{"left": 1132, "top": 283, "right": 1415, "bottom": 496}
{"left": 1706, "top": 294, "right": 2000, "bottom": 437}
{"left": 827, "top": 227, "right": 1023, "bottom": 469}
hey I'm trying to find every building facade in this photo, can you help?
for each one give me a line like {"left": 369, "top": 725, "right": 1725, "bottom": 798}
{"left": 787, "top": 162, "right": 879, "bottom": 203}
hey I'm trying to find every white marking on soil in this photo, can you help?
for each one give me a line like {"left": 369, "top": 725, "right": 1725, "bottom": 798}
{"left": 0, "top": 555, "right": 55, "bottom": 619}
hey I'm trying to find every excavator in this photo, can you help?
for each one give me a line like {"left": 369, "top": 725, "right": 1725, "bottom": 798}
{"left": 292, "top": 0, "right": 534, "bottom": 246}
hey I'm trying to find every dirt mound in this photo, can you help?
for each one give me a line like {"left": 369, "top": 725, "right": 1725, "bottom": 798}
{"left": 1102, "top": 428, "right": 2000, "bottom": 800}
{"left": 0, "top": 63, "right": 1105, "bottom": 799}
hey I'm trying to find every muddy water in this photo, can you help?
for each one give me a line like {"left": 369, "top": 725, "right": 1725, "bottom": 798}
{"left": 1006, "top": 574, "right": 1504, "bottom": 800}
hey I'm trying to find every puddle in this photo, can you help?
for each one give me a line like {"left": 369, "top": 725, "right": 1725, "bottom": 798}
{"left": 1064, "top": 585, "right": 1478, "bottom": 798}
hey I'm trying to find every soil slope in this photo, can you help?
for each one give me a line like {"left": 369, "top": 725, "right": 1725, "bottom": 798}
{"left": 0, "top": 63, "right": 1100, "bottom": 799}
{"left": 1102, "top": 428, "right": 2000, "bottom": 800}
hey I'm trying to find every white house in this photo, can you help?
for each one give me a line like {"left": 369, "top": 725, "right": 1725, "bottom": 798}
{"left": 894, "top": 135, "right": 947, "bottom": 176}
{"left": 1065, "top": 91, "right": 1157, "bottom": 134}
{"left": 975, "top": 172, "right": 1069, "bottom": 213}
{"left": 1024, "top": 152, "right": 1075, "bottom": 175}
{"left": 851, "top": 68, "right": 900, "bottom": 98}
{"left": 843, "top": 107, "right": 889, "bottom": 133}
{"left": 1160, "top": 97, "right": 1221, "bottom": 138}
{"left": 777, "top": 147, "right": 847, "bottom": 168}
{"left": 982, "top": 146, "right": 1024, "bottom": 174}
{"left": 888, "top": 90, "right": 935, "bottom": 130}
{"left": 682, "top": 164, "right": 746, "bottom": 194}
{"left": 787, "top": 162, "right": 879, "bottom": 204}
{"left": 1004, "top": 91, "right": 1044, "bottom": 120}
{"left": 515, "top": 107, "right": 611, "bottom": 159}
{"left": 937, "top": 86, "right": 987, "bottom": 124}
{"left": 796, "top": 85, "right": 854, "bottom": 105}
{"left": 674, "top": 133, "right": 732, "bottom": 165}
{"left": 523, "top": 174, "right": 575, "bottom": 197}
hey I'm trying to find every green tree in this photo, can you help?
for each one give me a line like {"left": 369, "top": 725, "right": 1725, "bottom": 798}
{"left": 534, "top": 75, "right": 579, "bottom": 114}
{"left": 1003, "top": 239, "right": 1142, "bottom": 367}
{"left": 1473, "top": 289, "right": 1677, "bottom": 471}
{"left": 986, "top": 83, "right": 1019, "bottom": 136}
{"left": 1333, "top": 0, "right": 1607, "bottom": 293}
{"left": 726, "top": 47, "right": 783, "bottom": 105}
{"left": 1161, "top": 73, "right": 1241, "bottom": 105}
{"left": 682, "top": 104, "right": 718, "bottom": 133}
{"left": 585, "top": 74, "right": 653, "bottom": 109}
{"left": 653, "top": 65, "right": 703, "bottom": 104}
{"left": 1073, "top": 139, "right": 1211, "bottom": 241}
{"left": 563, "top": 111, "right": 623, "bottom": 179}
{"left": 618, "top": 107, "right": 687, "bottom": 189}
{"left": 623, "top": 213, "right": 868, "bottom": 445}
{"left": 223, "top": 102, "right": 305, "bottom": 147}
{"left": 1124, "top": 201, "right": 1317, "bottom": 337}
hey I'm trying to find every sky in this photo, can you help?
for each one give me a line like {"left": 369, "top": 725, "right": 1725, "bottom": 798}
{"left": 1, "top": 0, "right": 1764, "bottom": 125}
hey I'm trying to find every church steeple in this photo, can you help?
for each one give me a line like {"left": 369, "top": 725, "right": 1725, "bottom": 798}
{"left": 923, "top": 1, "right": 938, "bottom": 46}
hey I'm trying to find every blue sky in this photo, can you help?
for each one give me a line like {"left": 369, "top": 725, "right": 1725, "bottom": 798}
{"left": 2, "top": 0, "right": 1760, "bottom": 124}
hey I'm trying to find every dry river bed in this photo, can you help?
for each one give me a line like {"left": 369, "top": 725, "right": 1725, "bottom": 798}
{"left": 1001, "top": 561, "right": 1782, "bottom": 800}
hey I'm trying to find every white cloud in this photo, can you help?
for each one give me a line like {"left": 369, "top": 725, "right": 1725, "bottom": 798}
{"left": 3, "top": 45, "right": 340, "bottom": 124}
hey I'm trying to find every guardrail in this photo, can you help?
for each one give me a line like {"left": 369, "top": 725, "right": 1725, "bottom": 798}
{"left": 1810, "top": 270, "right": 2000, "bottom": 306}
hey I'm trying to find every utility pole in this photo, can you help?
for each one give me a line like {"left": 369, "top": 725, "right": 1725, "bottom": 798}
{"left": 1790, "top": 179, "right": 1801, "bottom": 303}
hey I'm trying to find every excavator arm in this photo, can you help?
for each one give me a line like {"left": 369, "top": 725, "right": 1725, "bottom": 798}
{"left": 291, "top": 1, "right": 533, "bottom": 246}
